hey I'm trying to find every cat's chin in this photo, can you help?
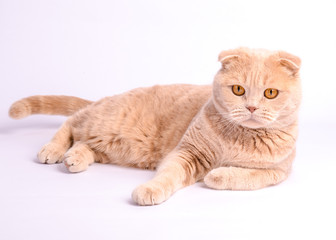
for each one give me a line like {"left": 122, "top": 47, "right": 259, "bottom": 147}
{"left": 239, "top": 119, "right": 267, "bottom": 129}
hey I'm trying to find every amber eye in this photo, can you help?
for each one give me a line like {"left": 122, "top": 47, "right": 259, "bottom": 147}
{"left": 264, "top": 88, "right": 279, "bottom": 99}
{"left": 232, "top": 85, "right": 245, "bottom": 96}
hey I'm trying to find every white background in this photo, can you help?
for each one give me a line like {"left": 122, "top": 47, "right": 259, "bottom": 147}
{"left": 1, "top": 0, "right": 336, "bottom": 239}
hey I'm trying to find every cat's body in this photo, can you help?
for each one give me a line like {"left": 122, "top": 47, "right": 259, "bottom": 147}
{"left": 9, "top": 48, "right": 301, "bottom": 205}
{"left": 58, "top": 84, "right": 211, "bottom": 169}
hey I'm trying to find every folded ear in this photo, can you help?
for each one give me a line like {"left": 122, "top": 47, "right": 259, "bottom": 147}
{"left": 218, "top": 50, "right": 242, "bottom": 70}
{"left": 278, "top": 51, "right": 301, "bottom": 74}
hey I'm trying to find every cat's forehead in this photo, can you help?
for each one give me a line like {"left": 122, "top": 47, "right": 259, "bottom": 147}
{"left": 217, "top": 47, "right": 301, "bottom": 91}
{"left": 246, "top": 48, "right": 273, "bottom": 58}
{"left": 237, "top": 55, "right": 297, "bottom": 90}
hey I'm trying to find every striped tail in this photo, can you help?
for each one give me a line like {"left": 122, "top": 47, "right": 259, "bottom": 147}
{"left": 9, "top": 95, "right": 93, "bottom": 119}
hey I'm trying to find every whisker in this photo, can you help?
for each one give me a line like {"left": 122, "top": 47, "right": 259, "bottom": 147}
{"left": 231, "top": 108, "right": 244, "bottom": 114}
{"left": 262, "top": 113, "right": 277, "bottom": 119}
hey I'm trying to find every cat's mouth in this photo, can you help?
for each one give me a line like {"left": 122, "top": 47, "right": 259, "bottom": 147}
{"left": 228, "top": 108, "right": 277, "bottom": 129}
{"left": 240, "top": 118, "right": 264, "bottom": 128}
{"left": 241, "top": 113, "right": 276, "bottom": 128}
{"left": 237, "top": 113, "right": 274, "bottom": 129}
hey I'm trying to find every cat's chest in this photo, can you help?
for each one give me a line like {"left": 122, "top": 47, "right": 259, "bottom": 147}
{"left": 219, "top": 129, "right": 296, "bottom": 168}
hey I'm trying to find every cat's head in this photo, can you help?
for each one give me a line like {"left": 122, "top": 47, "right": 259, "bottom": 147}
{"left": 212, "top": 48, "right": 301, "bottom": 129}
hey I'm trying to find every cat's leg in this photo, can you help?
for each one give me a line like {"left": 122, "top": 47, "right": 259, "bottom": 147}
{"left": 38, "top": 121, "right": 72, "bottom": 164}
{"left": 132, "top": 150, "right": 210, "bottom": 206}
{"left": 204, "top": 150, "right": 295, "bottom": 190}
{"left": 204, "top": 166, "right": 288, "bottom": 190}
{"left": 63, "top": 142, "right": 95, "bottom": 173}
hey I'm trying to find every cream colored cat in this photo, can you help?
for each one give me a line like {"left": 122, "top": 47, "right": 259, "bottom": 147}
{"left": 9, "top": 48, "right": 301, "bottom": 206}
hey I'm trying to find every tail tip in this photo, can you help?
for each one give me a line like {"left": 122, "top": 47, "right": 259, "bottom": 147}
{"left": 9, "top": 101, "right": 30, "bottom": 119}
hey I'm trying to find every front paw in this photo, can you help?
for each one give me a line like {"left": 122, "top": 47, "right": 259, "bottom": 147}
{"left": 132, "top": 182, "right": 170, "bottom": 206}
{"left": 204, "top": 167, "right": 242, "bottom": 190}
{"left": 204, "top": 167, "right": 255, "bottom": 190}
{"left": 204, "top": 168, "right": 229, "bottom": 190}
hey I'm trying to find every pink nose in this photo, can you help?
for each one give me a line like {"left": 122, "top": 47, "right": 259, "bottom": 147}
{"left": 246, "top": 106, "right": 257, "bottom": 113}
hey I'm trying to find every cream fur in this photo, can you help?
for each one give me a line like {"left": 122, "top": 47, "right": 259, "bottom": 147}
{"left": 9, "top": 47, "right": 301, "bottom": 206}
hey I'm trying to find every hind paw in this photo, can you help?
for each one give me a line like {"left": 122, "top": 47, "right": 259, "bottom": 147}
{"left": 63, "top": 144, "right": 94, "bottom": 173}
{"left": 63, "top": 153, "right": 89, "bottom": 173}
{"left": 38, "top": 143, "right": 66, "bottom": 164}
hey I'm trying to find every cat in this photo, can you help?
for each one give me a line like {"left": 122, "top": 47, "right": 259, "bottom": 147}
{"left": 9, "top": 47, "right": 301, "bottom": 206}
